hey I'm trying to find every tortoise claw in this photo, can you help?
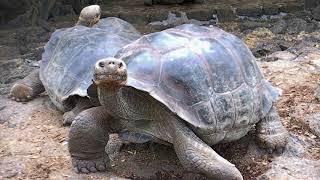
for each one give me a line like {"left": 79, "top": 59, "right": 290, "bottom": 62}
{"left": 72, "top": 155, "right": 109, "bottom": 174}
{"left": 275, "top": 145, "right": 285, "bottom": 154}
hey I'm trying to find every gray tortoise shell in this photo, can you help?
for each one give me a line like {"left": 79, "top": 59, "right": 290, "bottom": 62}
{"left": 40, "top": 17, "right": 141, "bottom": 111}
{"left": 115, "top": 24, "right": 281, "bottom": 130}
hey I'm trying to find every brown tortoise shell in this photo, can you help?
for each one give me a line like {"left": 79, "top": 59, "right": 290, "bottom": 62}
{"left": 39, "top": 17, "right": 141, "bottom": 111}
{"left": 115, "top": 24, "right": 281, "bottom": 131}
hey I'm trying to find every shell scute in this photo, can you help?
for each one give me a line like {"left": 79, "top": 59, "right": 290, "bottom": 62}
{"left": 159, "top": 48, "right": 211, "bottom": 106}
{"left": 231, "top": 84, "right": 254, "bottom": 128}
{"left": 126, "top": 48, "right": 161, "bottom": 87}
{"left": 195, "top": 37, "right": 243, "bottom": 93}
{"left": 210, "top": 92, "right": 235, "bottom": 131}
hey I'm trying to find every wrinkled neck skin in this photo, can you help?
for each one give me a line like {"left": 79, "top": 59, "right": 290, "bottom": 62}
{"left": 76, "top": 18, "right": 96, "bottom": 27}
{"left": 97, "top": 83, "right": 161, "bottom": 122}
{"left": 97, "top": 83, "right": 131, "bottom": 120}
{"left": 97, "top": 83, "right": 120, "bottom": 101}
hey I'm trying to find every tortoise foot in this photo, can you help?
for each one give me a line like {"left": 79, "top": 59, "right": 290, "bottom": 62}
{"left": 258, "top": 132, "right": 288, "bottom": 154}
{"left": 9, "top": 83, "right": 34, "bottom": 102}
{"left": 63, "top": 111, "right": 76, "bottom": 126}
{"left": 72, "top": 154, "right": 109, "bottom": 173}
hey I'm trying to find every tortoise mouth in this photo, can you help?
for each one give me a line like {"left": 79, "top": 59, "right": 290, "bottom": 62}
{"left": 91, "top": 15, "right": 100, "bottom": 26}
{"left": 93, "top": 58, "right": 128, "bottom": 86}
{"left": 94, "top": 72, "right": 127, "bottom": 85}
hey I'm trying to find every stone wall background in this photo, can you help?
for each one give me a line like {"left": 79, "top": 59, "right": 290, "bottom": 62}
{"left": 0, "top": 0, "right": 313, "bottom": 25}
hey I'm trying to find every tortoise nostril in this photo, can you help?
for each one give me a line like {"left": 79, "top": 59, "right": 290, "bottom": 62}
{"left": 109, "top": 61, "right": 115, "bottom": 65}
{"left": 119, "top": 62, "right": 123, "bottom": 68}
{"left": 98, "top": 62, "right": 105, "bottom": 68}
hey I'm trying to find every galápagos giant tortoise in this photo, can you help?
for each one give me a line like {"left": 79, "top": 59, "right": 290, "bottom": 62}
{"left": 68, "top": 24, "right": 289, "bottom": 179}
{"left": 9, "top": 5, "right": 141, "bottom": 125}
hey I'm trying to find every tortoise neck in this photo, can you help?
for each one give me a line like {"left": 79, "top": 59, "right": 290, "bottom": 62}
{"left": 97, "top": 84, "right": 129, "bottom": 119}
{"left": 76, "top": 19, "right": 92, "bottom": 27}
{"left": 97, "top": 84, "right": 122, "bottom": 103}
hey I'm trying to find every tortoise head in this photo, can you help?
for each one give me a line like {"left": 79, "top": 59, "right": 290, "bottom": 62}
{"left": 94, "top": 58, "right": 128, "bottom": 86}
{"left": 76, "top": 5, "right": 101, "bottom": 27}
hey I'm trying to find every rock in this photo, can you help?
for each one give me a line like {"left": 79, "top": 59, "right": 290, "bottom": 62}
{"left": 284, "top": 134, "right": 308, "bottom": 157}
{"left": 0, "top": 45, "right": 21, "bottom": 61}
{"left": 149, "top": 11, "right": 217, "bottom": 31}
{"left": 287, "top": 18, "right": 308, "bottom": 34}
{"left": 315, "top": 84, "right": 320, "bottom": 101}
{"left": 236, "top": 5, "right": 262, "bottom": 17}
{"left": 306, "top": 114, "right": 320, "bottom": 137}
{"left": 50, "top": 2, "right": 74, "bottom": 18}
{"left": 0, "top": 59, "right": 36, "bottom": 95}
{"left": 119, "top": 11, "right": 149, "bottom": 25}
{"left": 312, "top": 5, "right": 320, "bottom": 20}
{"left": 187, "top": 9, "right": 217, "bottom": 21}
{"left": 306, "top": 20, "right": 320, "bottom": 33}
{"left": 252, "top": 43, "right": 281, "bottom": 57}
{"left": 262, "top": 5, "right": 279, "bottom": 15}
{"left": 257, "top": 157, "right": 320, "bottom": 180}
{"left": 260, "top": 51, "right": 297, "bottom": 62}
{"left": 14, "top": 27, "right": 49, "bottom": 55}
{"left": 239, "top": 21, "right": 270, "bottom": 31}
{"left": 270, "top": 19, "right": 287, "bottom": 34}
{"left": 244, "top": 27, "right": 275, "bottom": 49}
{"left": 305, "top": 0, "right": 320, "bottom": 10}
{"left": 216, "top": 7, "right": 236, "bottom": 22}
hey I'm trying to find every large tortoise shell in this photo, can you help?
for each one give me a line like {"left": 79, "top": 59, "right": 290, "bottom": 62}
{"left": 40, "top": 17, "right": 141, "bottom": 111}
{"left": 116, "top": 24, "right": 280, "bottom": 130}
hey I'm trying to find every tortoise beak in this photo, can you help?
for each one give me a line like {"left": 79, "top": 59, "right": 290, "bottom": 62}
{"left": 94, "top": 58, "right": 127, "bottom": 86}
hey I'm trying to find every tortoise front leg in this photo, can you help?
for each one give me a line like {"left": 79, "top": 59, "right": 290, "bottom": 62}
{"left": 69, "top": 106, "right": 120, "bottom": 173}
{"left": 63, "top": 97, "right": 96, "bottom": 125}
{"left": 170, "top": 118, "right": 243, "bottom": 180}
{"left": 256, "top": 106, "right": 289, "bottom": 153}
{"left": 9, "top": 69, "right": 45, "bottom": 102}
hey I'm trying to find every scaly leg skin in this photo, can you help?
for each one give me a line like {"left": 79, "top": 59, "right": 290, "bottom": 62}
{"left": 171, "top": 118, "right": 243, "bottom": 180}
{"left": 9, "top": 69, "right": 45, "bottom": 102}
{"left": 256, "top": 106, "right": 289, "bottom": 154}
{"left": 63, "top": 97, "right": 95, "bottom": 126}
{"left": 69, "top": 106, "right": 119, "bottom": 173}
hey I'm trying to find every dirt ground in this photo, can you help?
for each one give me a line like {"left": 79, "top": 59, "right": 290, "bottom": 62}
{"left": 1, "top": 2, "right": 320, "bottom": 180}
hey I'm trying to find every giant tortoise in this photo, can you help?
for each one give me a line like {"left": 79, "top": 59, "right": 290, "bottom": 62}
{"left": 9, "top": 5, "right": 141, "bottom": 124}
{"left": 69, "top": 24, "right": 289, "bottom": 179}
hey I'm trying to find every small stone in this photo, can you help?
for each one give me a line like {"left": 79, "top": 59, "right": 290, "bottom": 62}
{"left": 287, "top": 18, "right": 307, "bottom": 35}
{"left": 270, "top": 19, "right": 287, "bottom": 34}
{"left": 262, "top": 51, "right": 297, "bottom": 62}
{"left": 236, "top": 5, "right": 262, "bottom": 17}
{"left": 312, "top": 5, "right": 320, "bottom": 20}
{"left": 307, "top": 113, "right": 320, "bottom": 137}
{"left": 216, "top": 7, "right": 236, "bottom": 22}
{"left": 315, "top": 85, "right": 320, "bottom": 102}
